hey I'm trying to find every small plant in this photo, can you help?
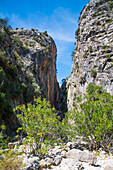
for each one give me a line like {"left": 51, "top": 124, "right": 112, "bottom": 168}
{"left": 91, "top": 69, "right": 97, "bottom": 78}
{"left": 31, "top": 28, "right": 35, "bottom": 31}
{"left": 75, "top": 62, "right": 79, "bottom": 69}
{"left": 81, "top": 28, "right": 84, "bottom": 32}
{"left": 88, "top": 46, "right": 93, "bottom": 53}
{"left": 92, "top": 12, "right": 97, "bottom": 18}
{"left": 95, "top": 0, "right": 104, "bottom": 7}
{"left": 82, "top": 15, "right": 86, "bottom": 19}
{"left": 45, "top": 48, "right": 49, "bottom": 54}
{"left": 95, "top": 20, "right": 100, "bottom": 25}
{"left": 109, "top": 1, "right": 113, "bottom": 9}
{"left": 43, "top": 31, "right": 48, "bottom": 36}
{"left": 24, "top": 41, "right": 29, "bottom": 47}
{"left": 77, "top": 35, "right": 80, "bottom": 41}
{"left": 67, "top": 83, "right": 71, "bottom": 88}
{"left": 86, "top": 5, "right": 91, "bottom": 11}
{"left": 83, "top": 52, "right": 88, "bottom": 58}
{"left": 106, "top": 54, "right": 110, "bottom": 58}
{"left": 0, "top": 125, "right": 8, "bottom": 150}
{"left": 33, "top": 36, "right": 38, "bottom": 41}
{"left": 102, "top": 45, "right": 109, "bottom": 49}
{"left": 105, "top": 19, "right": 113, "bottom": 23}
{"left": 29, "top": 42, "right": 35, "bottom": 48}
{"left": 14, "top": 51, "right": 19, "bottom": 58}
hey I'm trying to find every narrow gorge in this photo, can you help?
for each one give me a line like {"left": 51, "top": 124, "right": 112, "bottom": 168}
{"left": 0, "top": 0, "right": 113, "bottom": 169}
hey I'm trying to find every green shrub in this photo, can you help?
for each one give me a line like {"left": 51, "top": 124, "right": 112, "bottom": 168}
{"left": 74, "top": 83, "right": 113, "bottom": 150}
{"left": 102, "top": 45, "right": 109, "bottom": 49}
{"left": 88, "top": 46, "right": 93, "bottom": 53}
{"left": 95, "top": 0, "right": 104, "bottom": 7}
{"left": 81, "top": 28, "right": 84, "bottom": 32}
{"left": 105, "top": 19, "right": 113, "bottom": 23}
{"left": 75, "top": 28, "right": 80, "bottom": 36}
{"left": 106, "top": 54, "right": 110, "bottom": 58}
{"left": 109, "top": 1, "right": 113, "bottom": 9}
{"left": 75, "top": 62, "right": 79, "bottom": 69}
{"left": 33, "top": 37, "right": 38, "bottom": 41}
{"left": 43, "top": 31, "right": 48, "bottom": 36}
{"left": 31, "top": 28, "right": 35, "bottom": 31}
{"left": 24, "top": 41, "right": 29, "bottom": 47}
{"left": 14, "top": 98, "right": 73, "bottom": 154}
{"left": 0, "top": 125, "right": 8, "bottom": 149}
{"left": 82, "top": 15, "right": 86, "bottom": 19}
{"left": 86, "top": 5, "right": 91, "bottom": 11}
{"left": 91, "top": 69, "right": 97, "bottom": 78}
{"left": 0, "top": 67, "right": 5, "bottom": 84}
{"left": 77, "top": 35, "right": 80, "bottom": 41}
{"left": 83, "top": 52, "right": 88, "bottom": 58}
{"left": 92, "top": 12, "right": 97, "bottom": 18}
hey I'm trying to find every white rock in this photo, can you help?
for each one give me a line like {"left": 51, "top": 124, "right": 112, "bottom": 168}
{"left": 54, "top": 156, "right": 62, "bottom": 166}
{"left": 61, "top": 151, "right": 67, "bottom": 158}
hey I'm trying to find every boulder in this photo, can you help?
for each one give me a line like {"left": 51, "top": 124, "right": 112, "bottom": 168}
{"left": 54, "top": 156, "right": 62, "bottom": 166}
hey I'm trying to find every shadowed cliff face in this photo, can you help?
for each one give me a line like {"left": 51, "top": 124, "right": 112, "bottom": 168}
{"left": 66, "top": 0, "right": 113, "bottom": 110}
{"left": 0, "top": 26, "right": 59, "bottom": 132}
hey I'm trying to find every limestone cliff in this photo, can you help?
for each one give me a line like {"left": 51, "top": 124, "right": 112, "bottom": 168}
{"left": 12, "top": 29, "right": 58, "bottom": 108}
{"left": 0, "top": 20, "right": 58, "bottom": 132}
{"left": 66, "top": 0, "right": 113, "bottom": 110}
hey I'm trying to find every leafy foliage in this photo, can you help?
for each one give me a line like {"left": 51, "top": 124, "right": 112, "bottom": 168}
{"left": 14, "top": 98, "right": 73, "bottom": 154}
{"left": 91, "top": 70, "right": 97, "bottom": 78}
{"left": 109, "top": 1, "right": 113, "bottom": 9}
{"left": 74, "top": 83, "right": 113, "bottom": 150}
{"left": 0, "top": 125, "right": 8, "bottom": 150}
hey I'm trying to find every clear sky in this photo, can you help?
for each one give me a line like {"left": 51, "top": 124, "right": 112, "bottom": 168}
{"left": 0, "top": 0, "right": 89, "bottom": 85}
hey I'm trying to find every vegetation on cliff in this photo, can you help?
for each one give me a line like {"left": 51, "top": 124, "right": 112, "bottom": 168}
{"left": 74, "top": 83, "right": 113, "bottom": 150}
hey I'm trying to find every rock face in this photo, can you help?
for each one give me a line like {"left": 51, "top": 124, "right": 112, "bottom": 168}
{"left": 66, "top": 0, "right": 113, "bottom": 110}
{"left": 12, "top": 29, "right": 58, "bottom": 108}
{"left": 0, "top": 22, "right": 58, "bottom": 131}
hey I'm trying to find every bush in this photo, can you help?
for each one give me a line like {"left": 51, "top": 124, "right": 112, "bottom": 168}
{"left": 0, "top": 125, "right": 8, "bottom": 149}
{"left": 14, "top": 98, "right": 73, "bottom": 154}
{"left": 74, "top": 83, "right": 113, "bottom": 150}
{"left": 31, "top": 28, "right": 35, "bottom": 31}
{"left": 91, "top": 69, "right": 97, "bottom": 78}
{"left": 43, "top": 31, "right": 48, "bottom": 36}
{"left": 95, "top": 0, "right": 104, "bottom": 7}
{"left": 105, "top": 19, "right": 113, "bottom": 23}
{"left": 0, "top": 67, "right": 5, "bottom": 84}
{"left": 109, "top": 1, "right": 113, "bottom": 9}
{"left": 88, "top": 46, "right": 93, "bottom": 53}
{"left": 102, "top": 45, "right": 109, "bottom": 49}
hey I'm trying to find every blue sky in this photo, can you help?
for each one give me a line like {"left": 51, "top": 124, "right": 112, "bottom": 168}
{"left": 0, "top": 0, "right": 89, "bottom": 85}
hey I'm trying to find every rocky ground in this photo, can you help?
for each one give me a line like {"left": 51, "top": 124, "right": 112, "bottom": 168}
{"left": 2, "top": 140, "right": 113, "bottom": 170}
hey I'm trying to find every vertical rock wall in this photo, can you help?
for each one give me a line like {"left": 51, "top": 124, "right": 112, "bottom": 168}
{"left": 67, "top": 0, "right": 113, "bottom": 110}
{"left": 12, "top": 29, "right": 58, "bottom": 108}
